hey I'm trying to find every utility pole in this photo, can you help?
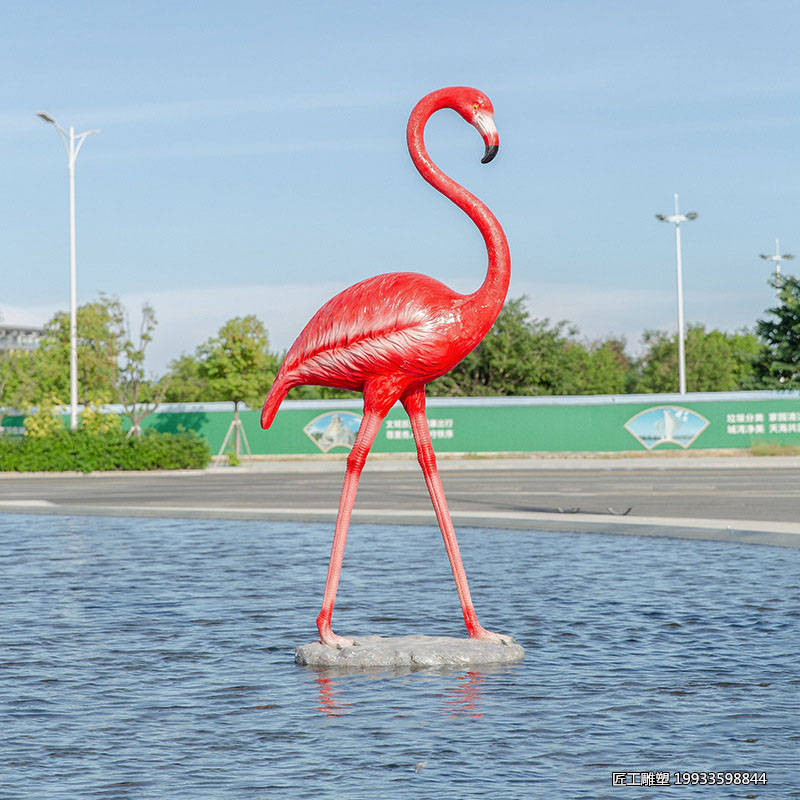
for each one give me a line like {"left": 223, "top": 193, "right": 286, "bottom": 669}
{"left": 656, "top": 194, "right": 698, "bottom": 395}
{"left": 759, "top": 239, "right": 794, "bottom": 277}
{"left": 37, "top": 113, "right": 99, "bottom": 430}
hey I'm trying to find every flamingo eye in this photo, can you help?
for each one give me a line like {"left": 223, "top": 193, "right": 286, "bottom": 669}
{"left": 472, "top": 103, "right": 479, "bottom": 110}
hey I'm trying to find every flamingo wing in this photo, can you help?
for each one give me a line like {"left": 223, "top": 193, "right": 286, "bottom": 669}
{"left": 280, "top": 272, "right": 465, "bottom": 390}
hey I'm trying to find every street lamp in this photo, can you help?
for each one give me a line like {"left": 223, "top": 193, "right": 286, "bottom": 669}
{"left": 759, "top": 239, "right": 794, "bottom": 277}
{"left": 655, "top": 193, "right": 697, "bottom": 395}
{"left": 37, "top": 112, "right": 99, "bottom": 431}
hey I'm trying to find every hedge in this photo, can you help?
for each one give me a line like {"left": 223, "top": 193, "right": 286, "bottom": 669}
{"left": 0, "top": 429, "right": 211, "bottom": 472}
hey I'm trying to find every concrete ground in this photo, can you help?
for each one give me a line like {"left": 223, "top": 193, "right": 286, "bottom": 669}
{"left": 1, "top": 451, "right": 798, "bottom": 547}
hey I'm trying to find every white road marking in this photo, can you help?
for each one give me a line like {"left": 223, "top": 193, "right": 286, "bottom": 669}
{"left": 0, "top": 499, "right": 57, "bottom": 507}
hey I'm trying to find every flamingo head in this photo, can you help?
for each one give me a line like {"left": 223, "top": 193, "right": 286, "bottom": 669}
{"left": 448, "top": 87, "right": 499, "bottom": 164}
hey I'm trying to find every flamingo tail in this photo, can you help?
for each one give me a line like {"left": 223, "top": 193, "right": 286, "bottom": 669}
{"left": 260, "top": 376, "right": 292, "bottom": 429}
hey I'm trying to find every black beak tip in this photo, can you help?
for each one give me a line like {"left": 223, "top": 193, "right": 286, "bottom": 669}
{"left": 481, "top": 144, "right": 499, "bottom": 164}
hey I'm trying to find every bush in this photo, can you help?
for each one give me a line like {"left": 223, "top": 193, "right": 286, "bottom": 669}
{"left": 23, "top": 395, "right": 66, "bottom": 438}
{"left": 750, "top": 440, "right": 800, "bottom": 457}
{"left": 0, "top": 429, "right": 211, "bottom": 472}
{"left": 81, "top": 395, "right": 123, "bottom": 435}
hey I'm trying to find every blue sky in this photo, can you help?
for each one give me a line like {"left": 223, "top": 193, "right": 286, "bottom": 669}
{"left": 3, "top": 0, "right": 800, "bottom": 372}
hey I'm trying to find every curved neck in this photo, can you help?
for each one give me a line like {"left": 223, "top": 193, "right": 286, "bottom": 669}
{"left": 406, "top": 90, "right": 511, "bottom": 316}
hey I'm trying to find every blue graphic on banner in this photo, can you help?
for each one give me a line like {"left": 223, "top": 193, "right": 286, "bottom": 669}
{"left": 624, "top": 406, "right": 709, "bottom": 450}
{"left": 303, "top": 411, "right": 362, "bottom": 452}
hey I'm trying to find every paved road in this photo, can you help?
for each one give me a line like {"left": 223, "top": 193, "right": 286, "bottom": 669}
{"left": 2, "top": 457, "right": 798, "bottom": 546}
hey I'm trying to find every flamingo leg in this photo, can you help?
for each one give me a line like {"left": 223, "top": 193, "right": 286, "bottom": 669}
{"left": 402, "top": 386, "right": 511, "bottom": 644}
{"left": 316, "top": 409, "right": 385, "bottom": 647}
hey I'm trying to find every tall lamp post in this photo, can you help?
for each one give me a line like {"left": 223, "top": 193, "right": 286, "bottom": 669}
{"left": 37, "top": 113, "right": 99, "bottom": 431}
{"left": 655, "top": 194, "right": 698, "bottom": 395}
{"left": 759, "top": 239, "right": 794, "bottom": 277}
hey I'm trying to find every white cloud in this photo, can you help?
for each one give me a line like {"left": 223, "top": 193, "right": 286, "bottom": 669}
{"left": 511, "top": 280, "right": 761, "bottom": 355}
{"left": 120, "top": 282, "right": 350, "bottom": 372}
{"left": 3, "top": 279, "right": 763, "bottom": 374}
{"left": 2, "top": 283, "right": 346, "bottom": 373}
{"left": 1, "top": 302, "right": 61, "bottom": 330}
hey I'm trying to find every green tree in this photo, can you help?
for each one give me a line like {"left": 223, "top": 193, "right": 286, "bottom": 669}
{"left": 750, "top": 274, "right": 800, "bottom": 388}
{"left": 569, "top": 338, "right": 634, "bottom": 395}
{"left": 117, "top": 303, "right": 166, "bottom": 437}
{"left": 1, "top": 297, "right": 125, "bottom": 412}
{"left": 429, "top": 297, "right": 632, "bottom": 396}
{"left": 0, "top": 350, "right": 38, "bottom": 411}
{"left": 1, "top": 296, "right": 164, "bottom": 434}
{"left": 162, "top": 353, "right": 208, "bottom": 402}
{"left": 197, "top": 316, "right": 278, "bottom": 403}
{"left": 162, "top": 318, "right": 293, "bottom": 407}
{"left": 430, "top": 297, "right": 563, "bottom": 396}
{"left": 35, "top": 295, "right": 125, "bottom": 405}
{"left": 635, "top": 324, "right": 758, "bottom": 393}
{"left": 195, "top": 316, "right": 279, "bottom": 457}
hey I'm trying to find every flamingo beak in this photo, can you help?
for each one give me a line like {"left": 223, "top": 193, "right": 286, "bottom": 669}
{"left": 474, "top": 111, "right": 499, "bottom": 163}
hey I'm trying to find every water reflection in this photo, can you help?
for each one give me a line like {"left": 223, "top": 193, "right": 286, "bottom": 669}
{"left": 309, "top": 666, "right": 512, "bottom": 719}
{"left": 442, "top": 671, "right": 484, "bottom": 718}
{"left": 3, "top": 514, "right": 797, "bottom": 800}
{"left": 315, "top": 674, "right": 353, "bottom": 717}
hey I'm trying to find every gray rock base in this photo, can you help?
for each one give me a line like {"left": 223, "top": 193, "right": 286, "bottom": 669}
{"left": 295, "top": 634, "right": 524, "bottom": 669}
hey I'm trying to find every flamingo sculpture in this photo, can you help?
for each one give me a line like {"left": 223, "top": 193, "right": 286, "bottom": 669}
{"left": 261, "top": 86, "right": 512, "bottom": 648}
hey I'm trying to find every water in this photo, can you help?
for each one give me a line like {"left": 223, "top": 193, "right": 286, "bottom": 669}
{"left": 1, "top": 514, "right": 797, "bottom": 799}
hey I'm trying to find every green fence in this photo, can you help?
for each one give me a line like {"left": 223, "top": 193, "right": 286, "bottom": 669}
{"left": 5, "top": 391, "right": 799, "bottom": 455}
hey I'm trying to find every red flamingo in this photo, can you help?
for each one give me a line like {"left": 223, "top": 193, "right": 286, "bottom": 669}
{"left": 261, "top": 86, "right": 512, "bottom": 648}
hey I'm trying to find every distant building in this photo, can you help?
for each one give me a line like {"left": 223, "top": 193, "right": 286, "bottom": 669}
{"left": 0, "top": 325, "right": 45, "bottom": 352}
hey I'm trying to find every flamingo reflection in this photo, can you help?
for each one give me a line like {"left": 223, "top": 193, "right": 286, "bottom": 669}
{"left": 443, "top": 671, "right": 484, "bottom": 718}
{"left": 313, "top": 669, "right": 487, "bottom": 718}
{"left": 315, "top": 674, "right": 352, "bottom": 717}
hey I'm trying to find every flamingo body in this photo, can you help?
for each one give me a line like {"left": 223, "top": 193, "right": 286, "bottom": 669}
{"left": 262, "top": 271, "right": 488, "bottom": 427}
{"left": 261, "top": 86, "right": 514, "bottom": 648}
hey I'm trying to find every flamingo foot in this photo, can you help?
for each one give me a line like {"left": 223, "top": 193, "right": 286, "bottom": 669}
{"left": 317, "top": 614, "right": 356, "bottom": 649}
{"left": 468, "top": 624, "right": 515, "bottom": 647}
{"left": 318, "top": 627, "right": 355, "bottom": 649}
